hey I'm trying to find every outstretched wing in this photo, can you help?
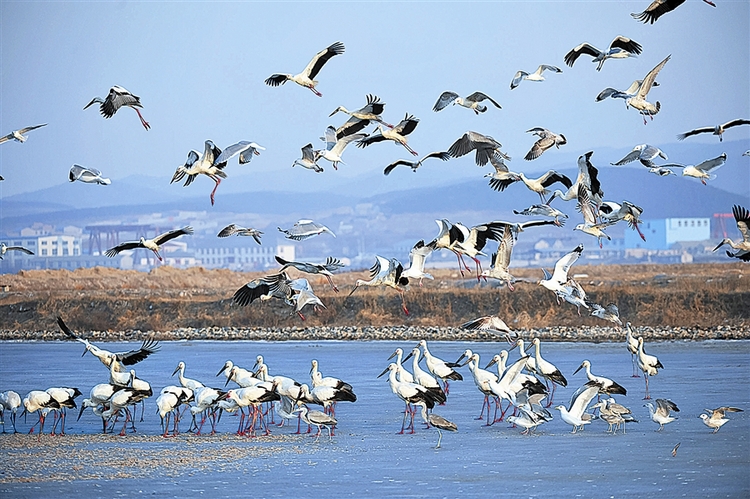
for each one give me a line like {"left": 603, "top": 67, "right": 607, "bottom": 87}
{"left": 304, "top": 41, "right": 345, "bottom": 80}
{"left": 116, "top": 339, "right": 160, "bottom": 366}
{"left": 433, "top": 91, "right": 459, "bottom": 112}
{"left": 153, "top": 226, "right": 194, "bottom": 245}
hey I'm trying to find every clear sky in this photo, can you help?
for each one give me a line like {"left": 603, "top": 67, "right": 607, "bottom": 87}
{"left": 1, "top": 1, "right": 748, "bottom": 200}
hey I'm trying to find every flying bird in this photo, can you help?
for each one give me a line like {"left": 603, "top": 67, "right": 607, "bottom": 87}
{"left": 84, "top": 86, "right": 150, "bottom": 130}
{"left": 0, "top": 242, "right": 34, "bottom": 259}
{"left": 713, "top": 205, "right": 750, "bottom": 261}
{"left": 514, "top": 203, "right": 568, "bottom": 225}
{"left": 510, "top": 65, "right": 562, "bottom": 90}
{"left": 170, "top": 140, "right": 228, "bottom": 206}
{"left": 264, "top": 41, "right": 345, "bottom": 97}
{"left": 590, "top": 303, "right": 622, "bottom": 326}
{"left": 485, "top": 152, "right": 521, "bottom": 191}
{"left": 632, "top": 0, "right": 716, "bottom": 24}
{"left": 611, "top": 144, "right": 668, "bottom": 168}
{"left": 449, "top": 131, "right": 511, "bottom": 166}
{"left": 278, "top": 220, "right": 335, "bottom": 241}
{"left": 357, "top": 113, "right": 420, "bottom": 156}
{"left": 105, "top": 226, "right": 194, "bottom": 261}
{"left": 0, "top": 124, "right": 47, "bottom": 144}
{"left": 661, "top": 153, "right": 726, "bottom": 185}
{"left": 516, "top": 170, "right": 573, "bottom": 203}
{"left": 626, "top": 55, "right": 671, "bottom": 124}
{"left": 275, "top": 255, "right": 345, "bottom": 292}
{"left": 214, "top": 141, "right": 265, "bottom": 165}
{"left": 348, "top": 255, "right": 410, "bottom": 315}
{"left": 564, "top": 36, "right": 643, "bottom": 71}
{"left": 68, "top": 165, "right": 111, "bottom": 185}
{"left": 599, "top": 200, "right": 646, "bottom": 241}
{"left": 524, "top": 128, "right": 567, "bottom": 161}
{"left": 383, "top": 151, "right": 450, "bottom": 175}
{"left": 432, "top": 91, "right": 502, "bottom": 114}
{"left": 574, "top": 185, "right": 614, "bottom": 247}
{"left": 700, "top": 407, "right": 743, "bottom": 433}
{"left": 677, "top": 119, "right": 750, "bottom": 142}
{"left": 330, "top": 94, "right": 392, "bottom": 138}
{"left": 292, "top": 143, "right": 323, "bottom": 173}
{"left": 596, "top": 79, "right": 659, "bottom": 102}
{"left": 217, "top": 224, "right": 263, "bottom": 244}
{"left": 318, "top": 126, "right": 366, "bottom": 169}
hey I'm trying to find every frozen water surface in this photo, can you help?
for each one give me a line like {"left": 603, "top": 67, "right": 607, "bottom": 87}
{"left": 1, "top": 339, "right": 748, "bottom": 498}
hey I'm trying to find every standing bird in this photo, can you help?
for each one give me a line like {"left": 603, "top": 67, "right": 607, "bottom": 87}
{"left": 330, "top": 94, "right": 392, "bottom": 138}
{"left": 632, "top": 0, "right": 716, "bottom": 24}
{"left": 626, "top": 322, "right": 641, "bottom": 377}
{"left": 662, "top": 153, "right": 727, "bottom": 185}
{"left": 448, "top": 131, "right": 511, "bottom": 166}
{"left": 275, "top": 255, "right": 344, "bottom": 292}
{"left": 0, "top": 123, "right": 47, "bottom": 144}
{"left": 700, "top": 407, "right": 743, "bottom": 433}
{"left": 432, "top": 91, "right": 502, "bottom": 114}
{"left": 0, "top": 390, "right": 21, "bottom": 433}
{"left": 713, "top": 205, "right": 750, "bottom": 262}
{"left": 84, "top": 86, "right": 150, "bottom": 130}
{"left": 105, "top": 226, "right": 193, "bottom": 261}
{"left": 555, "top": 385, "right": 599, "bottom": 433}
{"left": 626, "top": 55, "right": 671, "bottom": 124}
{"left": 524, "top": 128, "right": 567, "bottom": 161}
{"left": 678, "top": 119, "right": 750, "bottom": 142}
{"left": 0, "top": 242, "right": 34, "bottom": 259}
{"left": 414, "top": 401, "right": 457, "bottom": 449}
{"left": 357, "top": 113, "right": 420, "bottom": 156}
{"left": 217, "top": 224, "right": 262, "bottom": 244}
{"left": 295, "top": 405, "right": 338, "bottom": 440}
{"left": 573, "top": 360, "right": 627, "bottom": 396}
{"left": 68, "top": 165, "right": 111, "bottom": 185}
{"left": 417, "top": 339, "right": 463, "bottom": 394}
{"left": 611, "top": 144, "right": 668, "bottom": 168}
{"left": 170, "top": 140, "right": 227, "bottom": 205}
{"left": 22, "top": 391, "right": 60, "bottom": 439}
{"left": 384, "top": 151, "right": 450, "bottom": 175}
{"left": 278, "top": 220, "right": 336, "bottom": 241}
{"left": 264, "top": 41, "right": 345, "bottom": 97}
{"left": 637, "top": 336, "right": 663, "bottom": 399}
{"left": 292, "top": 143, "right": 323, "bottom": 173}
{"left": 510, "top": 65, "right": 562, "bottom": 90}
{"left": 317, "top": 125, "right": 366, "bottom": 170}
{"left": 564, "top": 36, "right": 643, "bottom": 71}
{"left": 645, "top": 399, "right": 679, "bottom": 431}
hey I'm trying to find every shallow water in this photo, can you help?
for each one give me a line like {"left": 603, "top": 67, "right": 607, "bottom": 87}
{"left": 1, "top": 339, "right": 749, "bottom": 498}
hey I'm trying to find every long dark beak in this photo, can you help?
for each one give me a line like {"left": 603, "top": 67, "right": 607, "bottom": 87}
{"left": 377, "top": 367, "right": 390, "bottom": 378}
{"left": 402, "top": 351, "right": 414, "bottom": 362}
{"left": 524, "top": 343, "right": 534, "bottom": 354}
{"left": 387, "top": 351, "right": 398, "bottom": 361}
{"left": 224, "top": 376, "right": 231, "bottom": 388}
{"left": 455, "top": 353, "right": 467, "bottom": 365}
{"left": 573, "top": 363, "right": 585, "bottom": 375}
{"left": 77, "top": 404, "right": 87, "bottom": 421}
{"left": 508, "top": 342, "right": 519, "bottom": 352}
{"left": 484, "top": 358, "right": 497, "bottom": 369}
{"left": 216, "top": 364, "right": 228, "bottom": 377}
{"left": 171, "top": 366, "right": 180, "bottom": 376}
{"left": 712, "top": 241, "right": 724, "bottom": 252}
{"left": 347, "top": 285, "right": 359, "bottom": 297}
{"left": 81, "top": 347, "right": 88, "bottom": 358}
{"left": 459, "top": 357, "right": 472, "bottom": 367}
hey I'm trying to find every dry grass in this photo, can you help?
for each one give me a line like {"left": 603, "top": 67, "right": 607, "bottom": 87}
{"left": 0, "top": 263, "right": 747, "bottom": 331}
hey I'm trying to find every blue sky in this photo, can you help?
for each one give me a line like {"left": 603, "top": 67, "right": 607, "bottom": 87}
{"left": 1, "top": 1, "right": 748, "bottom": 200}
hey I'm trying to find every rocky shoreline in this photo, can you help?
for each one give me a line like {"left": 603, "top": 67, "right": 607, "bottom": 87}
{"left": 1, "top": 324, "right": 748, "bottom": 343}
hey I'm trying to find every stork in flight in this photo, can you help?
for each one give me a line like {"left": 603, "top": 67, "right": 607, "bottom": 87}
{"left": 632, "top": 0, "right": 716, "bottom": 24}
{"left": 357, "top": 113, "right": 420, "bottom": 156}
{"left": 265, "top": 41, "right": 345, "bottom": 97}
{"left": 564, "top": 36, "right": 642, "bottom": 71}
{"left": 713, "top": 205, "right": 750, "bottom": 261}
{"left": 105, "top": 226, "right": 193, "bottom": 261}
{"left": 84, "top": 86, "right": 150, "bottom": 130}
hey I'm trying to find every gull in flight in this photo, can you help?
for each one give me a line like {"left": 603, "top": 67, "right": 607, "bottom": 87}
{"left": 214, "top": 142, "right": 265, "bottom": 165}
{"left": 677, "top": 119, "right": 750, "bottom": 142}
{"left": 0, "top": 124, "right": 47, "bottom": 144}
{"left": 625, "top": 55, "right": 671, "bottom": 124}
{"left": 713, "top": 205, "right": 750, "bottom": 261}
{"left": 278, "top": 220, "right": 335, "bottom": 241}
{"left": 265, "top": 41, "right": 345, "bottom": 97}
{"left": 69, "top": 165, "right": 111, "bottom": 185}
{"left": 217, "top": 224, "right": 263, "bottom": 244}
{"left": 574, "top": 185, "right": 614, "bottom": 247}
{"left": 510, "top": 65, "right": 562, "bottom": 90}
{"left": 84, "top": 86, "right": 150, "bottom": 130}
{"left": 564, "top": 36, "right": 642, "bottom": 71}
{"left": 400, "top": 240, "right": 436, "bottom": 286}
{"left": 448, "top": 131, "right": 511, "bottom": 166}
{"left": 0, "top": 242, "right": 34, "bottom": 259}
{"left": 383, "top": 151, "right": 450, "bottom": 176}
{"left": 318, "top": 126, "right": 366, "bottom": 170}
{"left": 432, "top": 91, "right": 502, "bottom": 114}
{"left": 661, "top": 153, "right": 726, "bottom": 185}
{"left": 524, "top": 128, "right": 567, "bottom": 161}
{"left": 292, "top": 143, "right": 323, "bottom": 173}
{"left": 611, "top": 144, "right": 667, "bottom": 168}
{"left": 596, "top": 79, "right": 659, "bottom": 102}
{"left": 485, "top": 153, "right": 521, "bottom": 191}
{"left": 105, "top": 226, "right": 193, "bottom": 261}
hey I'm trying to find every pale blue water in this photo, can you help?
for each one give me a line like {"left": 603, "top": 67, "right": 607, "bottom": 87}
{"left": 1, "top": 339, "right": 749, "bottom": 498}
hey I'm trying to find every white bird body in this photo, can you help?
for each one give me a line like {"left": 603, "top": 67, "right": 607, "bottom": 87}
{"left": 418, "top": 340, "right": 463, "bottom": 383}
{"left": 0, "top": 390, "right": 22, "bottom": 433}
{"left": 278, "top": 220, "right": 336, "bottom": 241}
{"left": 637, "top": 336, "right": 663, "bottom": 399}
{"left": 573, "top": 360, "right": 627, "bottom": 396}
{"left": 292, "top": 143, "right": 323, "bottom": 173}
{"left": 0, "top": 123, "right": 47, "bottom": 144}
{"left": 357, "top": 114, "right": 419, "bottom": 156}
{"left": 84, "top": 86, "right": 150, "bottom": 129}
{"left": 172, "top": 361, "right": 205, "bottom": 390}
{"left": 590, "top": 303, "right": 623, "bottom": 326}
{"left": 330, "top": 94, "right": 392, "bottom": 138}
{"left": 401, "top": 240, "right": 435, "bottom": 285}
{"left": 555, "top": 385, "right": 599, "bottom": 433}
{"left": 527, "top": 338, "right": 568, "bottom": 387}
{"left": 662, "top": 153, "right": 727, "bottom": 185}
{"left": 510, "top": 65, "right": 562, "bottom": 89}
{"left": 318, "top": 125, "right": 366, "bottom": 170}
{"left": 69, "top": 164, "right": 111, "bottom": 185}
{"left": 625, "top": 55, "right": 670, "bottom": 124}
{"left": 105, "top": 226, "right": 193, "bottom": 261}
{"left": 564, "top": 36, "right": 643, "bottom": 71}
{"left": 170, "top": 140, "right": 227, "bottom": 205}
{"left": 388, "top": 348, "right": 415, "bottom": 384}
{"left": 433, "top": 91, "right": 501, "bottom": 114}
{"left": 0, "top": 242, "right": 34, "bottom": 259}
{"left": 265, "top": 41, "right": 345, "bottom": 97}
{"left": 214, "top": 141, "right": 265, "bottom": 165}
{"left": 574, "top": 185, "right": 614, "bottom": 247}
{"left": 645, "top": 398, "right": 679, "bottom": 430}
{"left": 713, "top": 205, "right": 750, "bottom": 261}
{"left": 596, "top": 79, "right": 659, "bottom": 102}
{"left": 539, "top": 244, "right": 583, "bottom": 295}
{"left": 611, "top": 144, "right": 668, "bottom": 168}
{"left": 678, "top": 119, "right": 750, "bottom": 142}
{"left": 700, "top": 407, "right": 743, "bottom": 433}
{"left": 404, "top": 347, "right": 447, "bottom": 404}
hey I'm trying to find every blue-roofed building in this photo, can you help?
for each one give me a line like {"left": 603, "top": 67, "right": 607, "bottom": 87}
{"left": 625, "top": 218, "right": 711, "bottom": 250}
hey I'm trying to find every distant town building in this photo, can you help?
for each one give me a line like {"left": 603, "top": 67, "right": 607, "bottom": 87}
{"left": 625, "top": 217, "right": 711, "bottom": 250}
{"left": 193, "top": 239, "right": 295, "bottom": 271}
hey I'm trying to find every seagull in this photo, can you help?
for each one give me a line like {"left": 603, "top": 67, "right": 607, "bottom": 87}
{"left": 432, "top": 91, "right": 502, "bottom": 114}
{"left": 278, "top": 220, "right": 335, "bottom": 240}
{"left": 330, "top": 94, "right": 392, "bottom": 138}
{"left": 485, "top": 152, "right": 522, "bottom": 191}
{"left": 414, "top": 401, "right": 457, "bottom": 449}
{"left": 294, "top": 404, "right": 338, "bottom": 440}
{"left": 524, "top": 128, "right": 567, "bottom": 161}
{"left": 292, "top": 143, "right": 323, "bottom": 173}
{"left": 357, "top": 113, "right": 420, "bottom": 156}
{"left": 574, "top": 185, "right": 614, "bottom": 247}
{"left": 383, "top": 151, "right": 450, "bottom": 175}
{"left": 592, "top": 397, "right": 637, "bottom": 434}
{"left": 214, "top": 141, "right": 265, "bottom": 165}
{"left": 626, "top": 55, "right": 671, "bottom": 124}
{"left": 538, "top": 244, "right": 583, "bottom": 296}
{"left": 611, "top": 144, "right": 668, "bottom": 168}
{"left": 0, "top": 124, "right": 47, "bottom": 144}
{"left": 648, "top": 166, "right": 677, "bottom": 177}
{"left": 564, "top": 36, "right": 643, "bottom": 71}
{"left": 517, "top": 170, "right": 573, "bottom": 203}
{"left": 264, "top": 41, "right": 345, "bottom": 97}
{"left": 217, "top": 224, "right": 262, "bottom": 244}
{"left": 599, "top": 200, "right": 646, "bottom": 241}
{"left": 275, "top": 255, "right": 344, "bottom": 292}
{"left": 68, "top": 165, "right": 111, "bottom": 185}
{"left": 170, "top": 140, "right": 227, "bottom": 205}
{"left": 105, "top": 226, "right": 193, "bottom": 261}
{"left": 677, "top": 119, "right": 750, "bottom": 142}
{"left": 84, "top": 86, "right": 150, "bottom": 129}
{"left": 555, "top": 385, "right": 599, "bottom": 433}
{"left": 644, "top": 398, "right": 679, "bottom": 430}
{"left": 0, "top": 242, "right": 34, "bottom": 259}
{"left": 590, "top": 303, "right": 623, "bottom": 326}
{"left": 348, "top": 255, "right": 410, "bottom": 315}
{"left": 448, "top": 131, "right": 511, "bottom": 166}
{"left": 595, "top": 79, "right": 659, "bottom": 102}
{"left": 713, "top": 205, "right": 750, "bottom": 261}
{"left": 400, "top": 240, "right": 436, "bottom": 285}
{"left": 510, "top": 65, "right": 562, "bottom": 90}
{"left": 515, "top": 203, "right": 568, "bottom": 225}
{"left": 632, "top": 0, "right": 716, "bottom": 24}
{"left": 318, "top": 125, "right": 366, "bottom": 170}
{"left": 661, "top": 153, "right": 727, "bottom": 185}
{"left": 700, "top": 407, "right": 743, "bottom": 433}
{"left": 460, "top": 315, "right": 516, "bottom": 342}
